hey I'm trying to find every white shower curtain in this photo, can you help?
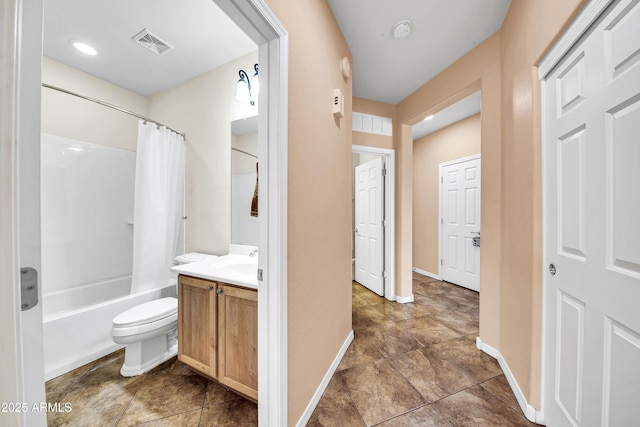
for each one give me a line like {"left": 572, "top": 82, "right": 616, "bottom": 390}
{"left": 131, "top": 121, "right": 185, "bottom": 293}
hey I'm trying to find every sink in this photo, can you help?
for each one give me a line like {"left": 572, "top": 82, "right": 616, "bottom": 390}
{"left": 216, "top": 262, "right": 257, "bottom": 276}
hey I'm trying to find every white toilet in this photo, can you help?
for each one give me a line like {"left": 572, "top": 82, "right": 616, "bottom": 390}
{"left": 111, "top": 252, "right": 215, "bottom": 377}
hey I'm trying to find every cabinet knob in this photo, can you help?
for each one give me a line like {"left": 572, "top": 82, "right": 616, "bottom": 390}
{"left": 206, "top": 285, "right": 213, "bottom": 291}
{"left": 216, "top": 288, "right": 223, "bottom": 294}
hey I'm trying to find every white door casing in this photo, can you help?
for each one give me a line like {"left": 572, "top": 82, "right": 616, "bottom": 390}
{"left": 542, "top": 0, "right": 640, "bottom": 425}
{"left": 439, "top": 155, "right": 481, "bottom": 292}
{"left": 354, "top": 157, "right": 384, "bottom": 296}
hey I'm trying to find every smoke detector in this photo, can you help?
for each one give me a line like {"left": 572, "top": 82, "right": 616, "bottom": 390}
{"left": 132, "top": 29, "right": 174, "bottom": 55}
{"left": 393, "top": 20, "right": 412, "bottom": 39}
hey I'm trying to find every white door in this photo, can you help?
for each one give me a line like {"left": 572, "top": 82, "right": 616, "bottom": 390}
{"left": 354, "top": 157, "right": 384, "bottom": 296}
{"left": 440, "top": 156, "right": 480, "bottom": 292}
{"left": 543, "top": 0, "right": 640, "bottom": 425}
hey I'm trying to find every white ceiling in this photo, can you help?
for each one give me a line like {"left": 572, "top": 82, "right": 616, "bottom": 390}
{"left": 327, "top": 0, "right": 511, "bottom": 105}
{"left": 43, "top": 0, "right": 257, "bottom": 97}
{"left": 412, "top": 91, "right": 481, "bottom": 140}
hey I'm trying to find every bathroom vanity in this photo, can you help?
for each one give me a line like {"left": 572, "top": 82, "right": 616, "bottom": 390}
{"left": 172, "top": 253, "right": 259, "bottom": 402}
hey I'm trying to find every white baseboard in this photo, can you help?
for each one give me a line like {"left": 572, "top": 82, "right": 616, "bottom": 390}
{"left": 412, "top": 267, "right": 441, "bottom": 280}
{"left": 476, "top": 337, "right": 544, "bottom": 424}
{"left": 395, "top": 294, "right": 414, "bottom": 304}
{"left": 295, "top": 330, "right": 354, "bottom": 427}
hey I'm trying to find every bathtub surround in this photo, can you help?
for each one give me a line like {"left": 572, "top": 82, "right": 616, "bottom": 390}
{"left": 41, "top": 134, "right": 136, "bottom": 316}
{"left": 131, "top": 121, "right": 185, "bottom": 294}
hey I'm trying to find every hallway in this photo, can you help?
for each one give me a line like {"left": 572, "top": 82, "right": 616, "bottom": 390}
{"left": 308, "top": 273, "right": 538, "bottom": 426}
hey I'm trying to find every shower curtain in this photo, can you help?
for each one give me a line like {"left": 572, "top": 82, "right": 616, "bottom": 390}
{"left": 131, "top": 121, "right": 185, "bottom": 293}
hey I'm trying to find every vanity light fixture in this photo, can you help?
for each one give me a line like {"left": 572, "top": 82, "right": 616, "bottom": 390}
{"left": 236, "top": 63, "right": 259, "bottom": 106}
{"left": 72, "top": 41, "right": 99, "bottom": 56}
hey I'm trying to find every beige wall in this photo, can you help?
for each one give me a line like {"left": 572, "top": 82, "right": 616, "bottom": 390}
{"left": 148, "top": 51, "right": 258, "bottom": 256}
{"left": 412, "top": 114, "right": 481, "bottom": 274}
{"left": 264, "top": 0, "right": 353, "bottom": 424}
{"left": 42, "top": 57, "right": 148, "bottom": 151}
{"left": 498, "top": 0, "right": 586, "bottom": 406}
{"left": 394, "top": 0, "right": 586, "bottom": 409}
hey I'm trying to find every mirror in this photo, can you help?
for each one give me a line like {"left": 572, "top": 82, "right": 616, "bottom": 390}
{"left": 231, "top": 115, "right": 259, "bottom": 245}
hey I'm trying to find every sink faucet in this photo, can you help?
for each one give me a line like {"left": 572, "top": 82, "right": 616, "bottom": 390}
{"left": 249, "top": 249, "right": 259, "bottom": 257}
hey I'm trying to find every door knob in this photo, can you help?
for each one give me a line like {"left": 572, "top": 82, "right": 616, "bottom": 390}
{"left": 549, "top": 264, "right": 556, "bottom": 275}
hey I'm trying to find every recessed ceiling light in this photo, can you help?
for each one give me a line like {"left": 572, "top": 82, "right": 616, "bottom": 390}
{"left": 72, "top": 41, "right": 99, "bottom": 56}
{"left": 424, "top": 115, "right": 434, "bottom": 121}
{"left": 393, "top": 20, "right": 412, "bottom": 39}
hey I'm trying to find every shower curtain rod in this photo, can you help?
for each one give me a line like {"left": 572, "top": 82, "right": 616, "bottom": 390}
{"left": 232, "top": 147, "right": 258, "bottom": 159}
{"left": 42, "top": 83, "right": 186, "bottom": 138}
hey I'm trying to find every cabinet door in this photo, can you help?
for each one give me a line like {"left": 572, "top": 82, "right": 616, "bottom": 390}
{"left": 178, "top": 275, "right": 217, "bottom": 379}
{"left": 218, "top": 285, "right": 258, "bottom": 400}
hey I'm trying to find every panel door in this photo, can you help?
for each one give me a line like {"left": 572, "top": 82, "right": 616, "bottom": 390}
{"left": 354, "top": 157, "right": 384, "bottom": 296}
{"left": 178, "top": 275, "right": 217, "bottom": 379}
{"left": 543, "top": 0, "right": 640, "bottom": 425}
{"left": 440, "top": 157, "right": 481, "bottom": 291}
{"left": 218, "top": 284, "right": 258, "bottom": 401}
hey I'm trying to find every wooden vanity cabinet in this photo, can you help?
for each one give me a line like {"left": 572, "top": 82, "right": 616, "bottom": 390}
{"left": 217, "top": 284, "right": 258, "bottom": 400}
{"left": 177, "top": 275, "right": 258, "bottom": 401}
{"left": 177, "top": 275, "right": 217, "bottom": 379}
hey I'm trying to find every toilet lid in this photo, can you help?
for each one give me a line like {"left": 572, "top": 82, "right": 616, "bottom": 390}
{"left": 113, "top": 297, "right": 178, "bottom": 328}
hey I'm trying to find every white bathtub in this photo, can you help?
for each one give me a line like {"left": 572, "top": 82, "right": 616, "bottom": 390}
{"left": 43, "top": 281, "right": 177, "bottom": 381}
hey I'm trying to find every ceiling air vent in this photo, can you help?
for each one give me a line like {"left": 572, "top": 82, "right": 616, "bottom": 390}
{"left": 132, "top": 29, "right": 174, "bottom": 55}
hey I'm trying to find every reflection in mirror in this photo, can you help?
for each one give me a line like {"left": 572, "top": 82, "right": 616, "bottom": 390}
{"left": 231, "top": 115, "right": 259, "bottom": 245}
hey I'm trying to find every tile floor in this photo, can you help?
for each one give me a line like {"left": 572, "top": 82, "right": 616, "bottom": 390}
{"left": 46, "top": 272, "right": 538, "bottom": 426}
{"left": 307, "top": 274, "right": 539, "bottom": 427}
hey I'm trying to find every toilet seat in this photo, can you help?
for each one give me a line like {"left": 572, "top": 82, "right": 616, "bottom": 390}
{"left": 113, "top": 297, "right": 177, "bottom": 328}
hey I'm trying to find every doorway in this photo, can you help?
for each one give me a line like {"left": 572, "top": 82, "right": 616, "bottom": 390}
{"left": 411, "top": 92, "right": 482, "bottom": 291}
{"left": 352, "top": 145, "right": 395, "bottom": 300}
{"left": 4, "top": 0, "right": 288, "bottom": 426}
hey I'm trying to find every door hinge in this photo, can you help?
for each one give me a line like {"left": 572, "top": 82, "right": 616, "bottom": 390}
{"left": 382, "top": 219, "right": 388, "bottom": 227}
{"left": 383, "top": 270, "right": 387, "bottom": 278}
{"left": 257, "top": 268, "right": 263, "bottom": 281}
{"left": 441, "top": 259, "right": 443, "bottom": 266}
{"left": 441, "top": 176, "right": 443, "bottom": 184}
{"left": 382, "top": 168, "right": 387, "bottom": 176}
{"left": 441, "top": 218, "right": 443, "bottom": 224}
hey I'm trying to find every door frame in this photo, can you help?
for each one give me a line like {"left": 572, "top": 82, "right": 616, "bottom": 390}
{"left": 3, "top": 0, "right": 289, "bottom": 425}
{"left": 438, "top": 154, "right": 481, "bottom": 286}
{"left": 538, "top": 0, "right": 614, "bottom": 423}
{"left": 352, "top": 145, "right": 396, "bottom": 300}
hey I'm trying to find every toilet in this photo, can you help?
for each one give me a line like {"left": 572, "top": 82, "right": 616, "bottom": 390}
{"left": 111, "top": 252, "right": 215, "bottom": 377}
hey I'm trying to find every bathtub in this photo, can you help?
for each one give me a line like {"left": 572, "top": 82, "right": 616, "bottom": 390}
{"left": 43, "top": 281, "right": 177, "bottom": 381}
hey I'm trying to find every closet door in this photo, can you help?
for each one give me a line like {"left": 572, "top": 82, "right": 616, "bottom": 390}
{"left": 543, "top": 0, "right": 640, "bottom": 425}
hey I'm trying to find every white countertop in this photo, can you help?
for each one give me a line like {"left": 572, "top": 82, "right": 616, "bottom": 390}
{"left": 171, "top": 254, "right": 258, "bottom": 289}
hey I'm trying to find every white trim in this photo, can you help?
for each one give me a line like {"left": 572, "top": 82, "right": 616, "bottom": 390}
{"left": 412, "top": 267, "right": 441, "bottom": 281}
{"left": 352, "top": 145, "right": 396, "bottom": 301}
{"left": 395, "top": 294, "right": 414, "bottom": 304}
{"left": 295, "top": 330, "right": 354, "bottom": 427}
{"left": 538, "top": 0, "right": 613, "bottom": 79}
{"left": 476, "top": 337, "right": 544, "bottom": 424}
{"left": 213, "top": 1, "right": 289, "bottom": 426}
{"left": 438, "top": 154, "right": 481, "bottom": 286}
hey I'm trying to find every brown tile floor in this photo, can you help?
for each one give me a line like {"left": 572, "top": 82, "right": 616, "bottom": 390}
{"left": 45, "top": 350, "right": 257, "bottom": 426}
{"left": 307, "top": 273, "right": 540, "bottom": 427}
{"left": 46, "top": 272, "right": 538, "bottom": 426}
